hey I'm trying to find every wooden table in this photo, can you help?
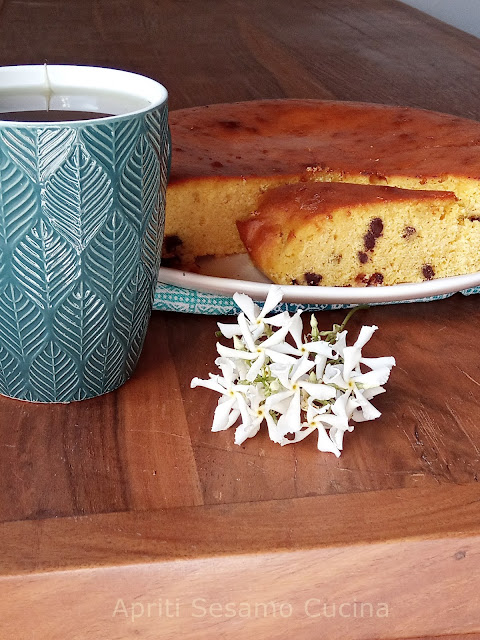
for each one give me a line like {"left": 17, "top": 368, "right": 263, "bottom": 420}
{"left": 1, "top": 1, "right": 480, "bottom": 638}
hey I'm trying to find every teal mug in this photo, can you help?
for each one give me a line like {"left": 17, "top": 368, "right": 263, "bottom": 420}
{"left": 0, "top": 65, "right": 170, "bottom": 402}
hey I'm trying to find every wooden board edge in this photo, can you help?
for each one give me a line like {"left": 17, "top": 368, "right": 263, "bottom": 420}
{"left": 1, "top": 483, "right": 480, "bottom": 576}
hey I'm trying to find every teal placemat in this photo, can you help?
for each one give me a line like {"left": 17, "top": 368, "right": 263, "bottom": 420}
{"left": 153, "top": 282, "right": 480, "bottom": 315}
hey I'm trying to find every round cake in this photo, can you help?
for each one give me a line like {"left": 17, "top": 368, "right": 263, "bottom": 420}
{"left": 164, "top": 99, "right": 480, "bottom": 268}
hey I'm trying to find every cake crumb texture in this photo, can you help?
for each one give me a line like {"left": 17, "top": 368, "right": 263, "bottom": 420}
{"left": 237, "top": 182, "right": 480, "bottom": 286}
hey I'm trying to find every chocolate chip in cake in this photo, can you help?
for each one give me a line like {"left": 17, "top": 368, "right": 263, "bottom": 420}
{"left": 355, "top": 273, "right": 369, "bottom": 285}
{"left": 364, "top": 217, "right": 384, "bottom": 251}
{"left": 367, "top": 272, "right": 384, "bottom": 286}
{"left": 211, "top": 160, "right": 224, "bottom": 168}
{"left": 291, "top": 279, "right": 298, "bottom": 285}
{"left": 422, "top": 264, "right": 435, "bottom": 280}
{"left": 364, "top": 231, "right": 376, "bottom": 250}
{"left": 164, "top": 234, "right": 183, "bottom": 254}
{"left": 402, "top": 226, "right": 416, "bottom": 238}
{"left": 468, "top": 216, "right": 480, "bottom": 222}
{"left": 370, "top": 217, "right": 384, "bottom": 238}
{"left": 358, "top": 251, "right": 368, "bottom": 264}
{"left": 304, "top": 272, "right": 323, "bottom": 286}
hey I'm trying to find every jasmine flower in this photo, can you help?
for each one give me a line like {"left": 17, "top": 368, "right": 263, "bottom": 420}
{"left": 191, "top": 287, "right": 395, "bottom": 456}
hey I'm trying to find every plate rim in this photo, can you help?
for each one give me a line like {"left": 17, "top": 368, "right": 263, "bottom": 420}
{"left": 158, "top": 261, "right": 480, "bottom": 304}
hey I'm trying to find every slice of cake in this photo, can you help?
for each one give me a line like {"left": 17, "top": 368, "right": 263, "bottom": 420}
{"left": 236, "top": 182, "right": 480, "bottom": 287}
{"left": 165, "top": 99, "right": 480, "bottom": 264}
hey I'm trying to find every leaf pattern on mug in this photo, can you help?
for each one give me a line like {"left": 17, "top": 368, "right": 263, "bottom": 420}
{"left": 80, "top": 117, "right": 142, "bottom": 173}
{"left": 0, "top": 146, "right": 40, "bottom": 245}
{"left": 83, "top": 332, "right": 124, "bottom": 396}
{"left": 0, "top": 283, "right": 48, "bottom": 361}
{"left": 0, "top": 245, "right": 4, "bottom": 283}
{"left": 54, "top": 282, "right": 109, "bottom": 358}
{"left": 145, "top": 107, "right": 170, "bottom": 185}
{"left": 84, "top": 211, "right": 138, "bottom": 303}
{"left": 142, "top": 204, "right": 162, "bottom": 276}
{"left": 12, "top": 220, "right": 80, "bottom": 310}
{"left": 118, "top": 133, "right": 160, "bottom": 234}
{"left": 112, "top": 263, "right": 151, "bottom": 344}
{"left": 1, "top": 127, "right": 77, "bottom": 181}
{"left": 125, "top": 312, "right": 150, "bottom": 378}
{"left": 44, "top": 144, "right": 113, "bottom": 248}
{"left": 29, "top": 341, "right": 79, "bottom": 402}
{"left": 0, "top": 344, "right": 27, "bottom": 399}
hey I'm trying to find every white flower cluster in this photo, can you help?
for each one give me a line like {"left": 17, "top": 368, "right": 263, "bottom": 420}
{"left": 191, "top": 286, "right": 395, "bottom": 456}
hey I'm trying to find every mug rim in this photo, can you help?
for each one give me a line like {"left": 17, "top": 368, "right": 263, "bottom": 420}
{"left": 0, "top": 64, "right": 168, "bottom": 127}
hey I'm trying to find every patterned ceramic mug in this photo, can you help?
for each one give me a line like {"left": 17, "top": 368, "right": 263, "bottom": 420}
{"left": 0, "top": 65, "right": 169, "bottom": 402}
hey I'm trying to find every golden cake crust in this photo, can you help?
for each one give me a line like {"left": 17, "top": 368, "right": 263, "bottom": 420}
{"left": 169, "top": 99, "right": 480, "bottom": 184}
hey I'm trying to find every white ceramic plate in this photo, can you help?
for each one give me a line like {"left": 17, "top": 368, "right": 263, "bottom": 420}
{"left": 158, "top": 254, "right": 480, "bottom": 304}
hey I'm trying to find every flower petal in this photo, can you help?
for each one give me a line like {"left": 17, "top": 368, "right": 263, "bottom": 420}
{"left": 283, "top": 424, "right": 316, "bottom": 445}
{"left": 363, "top": 386, "right": 386, "bottom": 400}
{"left": 277, "top": 390, "right": 302, "bottom": 435}
{"left": 234, "top": 419, "right": 261, "bottom": 445}
{"left": 291, "top": 355, "right": 315, "bottom": 383}
{"left": 269, "top": 363, "right": 293, "bottom": 390}
{"left": 316, "top": 425, "right": 341, "bottom": 457}
{"left": 328, "top": 426, "right": 347, "bottom": 450}
{"left": 238, "top": 312, "right": 257, "bottom": 352}
{"left": 264, "top": 389, "right": 293, "bottom": 410}
{"left": 236, "top": 393, "right": 253, "bottom": 426}
{"left": 323, "top": 363, "right": 347, "bottom": 388}
{"left": 305, "top": 341, "right": 333, "bottom": 356}
{"left": 306, "top": 401, "right": 328, "bottom": 423}
{"left": 215, "top": 357, "right": 236, "bottom": 387}
{"left": 361, "top": 356, "right": 396, "bottom": 370}
{"left": 217, "top": 343, "right": 255, "bottom": 360}
{"left": 354, "top": 325, "right": 378, "bottom": 350}
{"left": 245, "top": 350, "right": 266, "bottom": 382}
{"left": 315, "top": 354, "right": 328, "bottom": 379}
{"left": 265, "top": 347, "right": 298, "bottom": 365}
{"left": 191, "top": 376, "right": 226, "bottom": 394}
{"left": 342, "top": 346, "right": 361, "bottom": 381}
{"left": 262, "top": 319, "right": 293, "bottom": 348}
{"left": 352, "top": 387, "right": 382, "bottom": 420}
{"left": 265, "top": 311, "right": 290, "bottom": 327}
{"left": 269, "top": 342, "right": 302, "bottom": 357}
{"left": 259, "top": 285, "right": 284, "bottom": 318}
{"left": 331, "top": 393, "right": 350, "bottom": 420}
{"left": 342, "top": 326, "right": 378, "bottom": 380}
{"left": 265, "top": 410, "right": 285, "bottom": 444}
{"left": 299, "top": 381, "right": 337, "bottom": 400}
{"left": 217, "top": 322, "right": 242, "bottom": 339}
{"left": 233, "top": 292, "right": 261, "bottom": 323}
{"left": 332, "top": 330, "right": 347, "bottom": 358}
{"left": 288, "top": 311, "right": 304, "bottom": 349}
{"left": 354, "top": 367, "right": 392, "bottom": 388}
{"left": 212, "top": 397, "right": 237, "bottom": 431}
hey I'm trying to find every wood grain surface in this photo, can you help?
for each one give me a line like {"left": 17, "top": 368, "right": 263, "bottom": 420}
{"left": 1, "top": 0, "right": 480, "bottom": 638}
